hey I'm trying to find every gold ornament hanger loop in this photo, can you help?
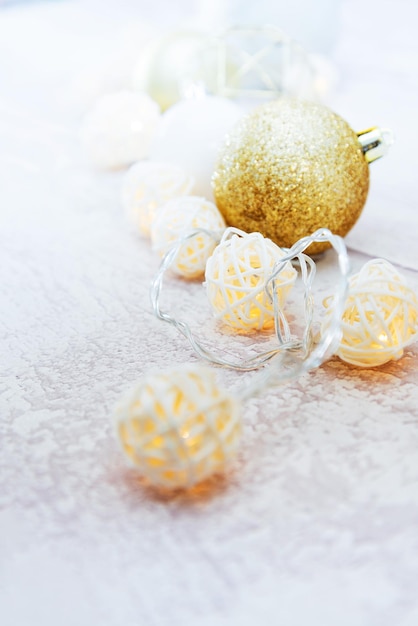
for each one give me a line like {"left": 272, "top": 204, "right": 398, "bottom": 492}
{"left": 357, "top": 126, "right": 395, "bottom": 163}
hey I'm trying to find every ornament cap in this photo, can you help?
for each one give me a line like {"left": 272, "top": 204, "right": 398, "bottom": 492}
{"left": 357, "top": 126, "right": 394, "bottom": 163}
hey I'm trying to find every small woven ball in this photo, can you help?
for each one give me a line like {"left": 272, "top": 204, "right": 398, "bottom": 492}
{"left": 205, "top": 230, "right": 297, "bottom": 331}
{"left": 323, "top": 259, "right": 418, "bottom": 367}
{"left": 122, "top": 161, "right": 194, "bottom": 236}
{"left": 213, "top": 98, "right": 370, "bottom": 255}
{"left": 114, "top": 364, "right": 241, "bottom": 489}
{"left": 151, "top": 196, "right": 226, "bottom": 279}
{"left": 81, "top": 90, "right": 160, "bottom": 169}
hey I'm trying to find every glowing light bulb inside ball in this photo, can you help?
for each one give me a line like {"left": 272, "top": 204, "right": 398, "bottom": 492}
{"left": 122, "top": 161, "right": 194, "bottom": 236}
{"left": 323, "top": 259, "right": 418, "bottom": 367}
{"left": 81, "top": 90, "right": 160, "bottom": 169}
{"left": 133, "top": 30, "right": 221, "bottom": 111}
{"left": 114, "top": 364, "right": 241, "bottom": 489}
{"left": 205, "top": 229, "right": 297, "bottom": 331}
{"left": 151, "top": 196, "right": 225, "bottom": 279}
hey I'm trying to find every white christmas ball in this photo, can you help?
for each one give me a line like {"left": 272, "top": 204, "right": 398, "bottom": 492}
{"left": 133, "top": 30, "right": 220, "bottom": 112}
{"left": 150, "top": 96, "right": 244, "bottom": 199}
{"left": 81, "top": 90, "right": 160, "bottom": 169}
{"left": 151, "top": 196, "right": 226, "bottom": 279}
{"left": 122, "top": 161, "right": 194, "bottom": 236}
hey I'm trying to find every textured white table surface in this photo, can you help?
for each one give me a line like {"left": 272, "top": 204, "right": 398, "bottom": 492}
{"left": 1, "top": 2, "right": 418, "bottom": 625}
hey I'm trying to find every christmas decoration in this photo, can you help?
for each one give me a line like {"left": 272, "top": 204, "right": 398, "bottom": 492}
{"left": 151, "top": 196, "right": 225, "bottom": 279}
{"left": 132, "top": 26, "right": 328, "bottom": 110}
{"left": 117, "top": 222, "right": 418, "bottom": 489}
{"left": 205, "top": 228, "right": 297, "bottom": 331}
{"left": 323, "top": 259, "right": 418, "bottom": 367}
{"left": 213, "top": 97, "right": 391, "bottom": 255}
{"left": 150, "top": 228, "right": 350, "bottom": 372}
{"left": 115, "top": 363, "right": 241, "bottom": 489}
{"left": 122, "top": 161, "right": 194, "bottom": 236}
{"left": 216, "top": 26, "right": 318, "bottom": 101}
{"left": 150, "top": 95, "right": 243, "bottom": 199}
{"left": 81, "top": 90, "right": 160, "bottom": 169}
{"left": 73, "top": 25, "right": 417, "bottom": 496}
{"left": 132, "top": 30, "right": 220, "bottom": 111}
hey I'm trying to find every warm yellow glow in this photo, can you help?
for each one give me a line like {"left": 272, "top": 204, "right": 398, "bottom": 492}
{"left": 151, "top": 197, "right": 225, "bottom": 279}
{"left": 323, "top": 259, "right": 418, "bottom": 367}
{"left": 115, "top": 365, "right": 241, "bottom": 488}
{"left": 205, "top": 230, "right": 297, "bottom": 331}
{"left": 122, "top": 162, "right": 194, "bottom": 237}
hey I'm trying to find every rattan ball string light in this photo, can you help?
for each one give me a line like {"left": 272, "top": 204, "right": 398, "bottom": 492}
{"left": 82, "top": 84, "right": 415, "bottom": 491}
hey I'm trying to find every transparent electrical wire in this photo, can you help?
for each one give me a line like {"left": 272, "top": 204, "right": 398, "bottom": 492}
{"left": 240, "top": 228, "right": 351, "bottom": 399}
{"left": 150, "top": 227, "right": 350, "bottom": 382}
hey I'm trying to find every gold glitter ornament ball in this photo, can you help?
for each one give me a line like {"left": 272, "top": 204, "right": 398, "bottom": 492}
{"left": 213, "top": 98, "right": 370, "bottom": 255}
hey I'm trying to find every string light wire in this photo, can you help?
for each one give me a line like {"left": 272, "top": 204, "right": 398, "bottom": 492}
{"left": 150, "top": 227, "right": 350, "bottom": 384}
{"left": 242, "top": 228, "right": 350, "bottom": 399}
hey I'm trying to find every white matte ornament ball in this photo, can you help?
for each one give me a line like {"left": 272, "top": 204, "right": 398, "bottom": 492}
{"left": 151, "top": 196, "right": 225, "bottom": 279}
{"left": 81, "top": 90, "right": 160, "bottom": 169}
{"left": 133, "top": 30, "right": 220, "bottom": 111}
{"left": 122, "top": 161, "right": 194, "bottom": 236}
{"left": 205, "top": 229, "right": 297, "bottom": 331}
{"left": 323, "top": 259, "right": 418, "bottom": 367}
{"left": 114, "top": 364, "right": 241, "bottom": 489}
{"left": 150, "top": 96, "right": 243, "bottom": 199}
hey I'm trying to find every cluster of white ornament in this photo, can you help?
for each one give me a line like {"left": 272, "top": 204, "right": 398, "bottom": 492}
{"left": 80, "top": 30, "right": 418, "bottom": 491}
{"left": 82, "top": 88, "right": 247, "bottom": 284}
{"left": 82, "top": 86, "right": 244, "bottom": 197}
{"left": 121, "top": 156, "right": 227, "bottom": 281}
{"left": 80, "top": 25, "right": 333, "bottom": 174}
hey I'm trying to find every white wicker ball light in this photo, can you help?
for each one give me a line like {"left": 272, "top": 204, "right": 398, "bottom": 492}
{"left": 122, "top": 161, "right": 194, "bottom": 236}
{"left": 323, "top": 258, "right": 418, "bottom": 367}
{"left": 115, "top": 364, "right": 241, "bottom": 489}
{"left": 151, "top": 196, "right": 226, "bottom": 279}
{"left": 205, "top": 229, "right": 297, "bottom": 331}
{"left": 81, "top": 90, "right": 160, "bottom": 169}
